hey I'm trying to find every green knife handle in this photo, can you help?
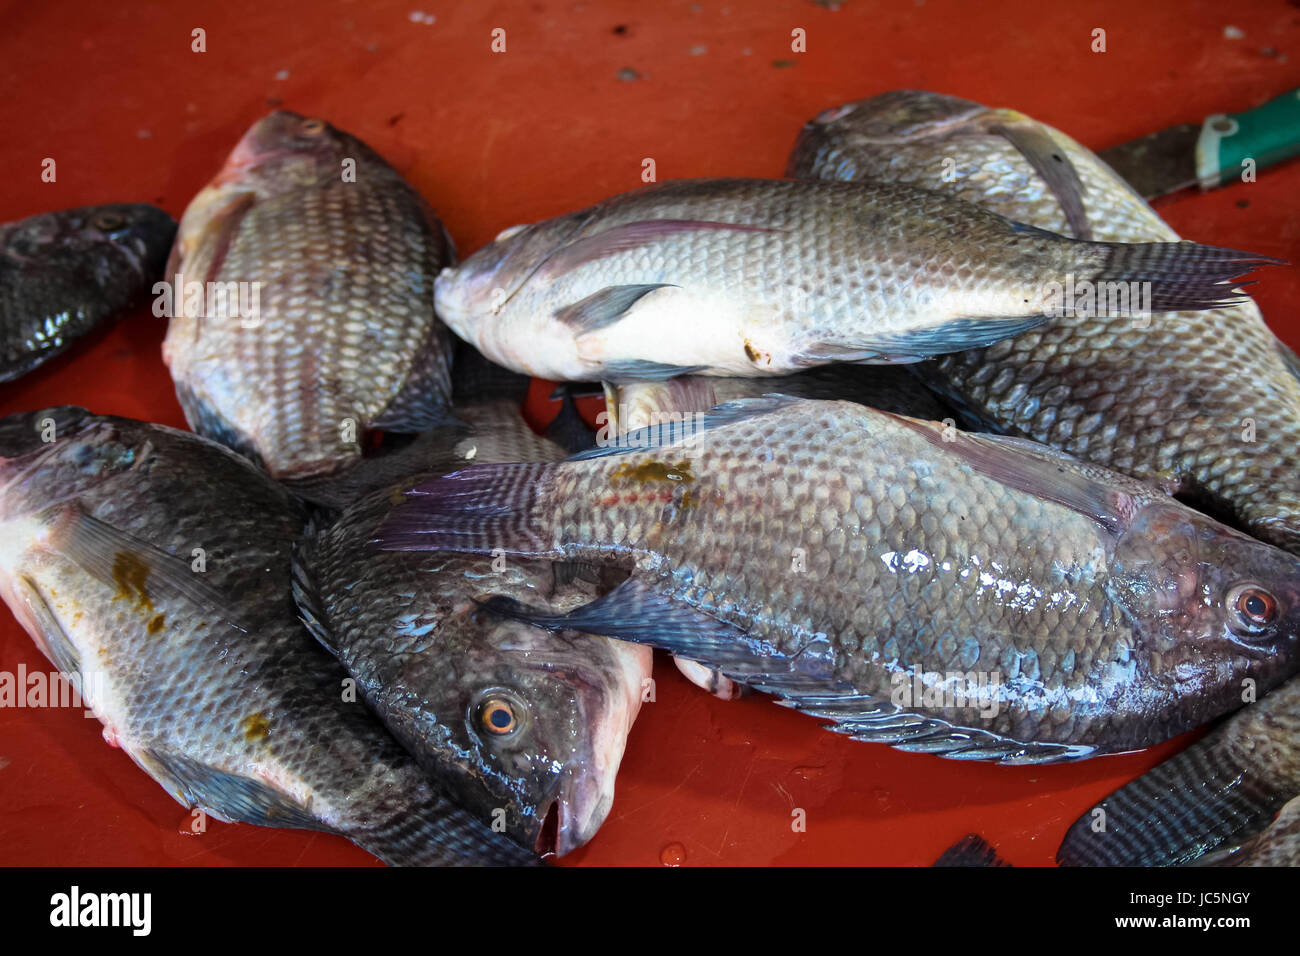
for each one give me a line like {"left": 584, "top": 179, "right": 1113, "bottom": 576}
{"left": 1196, "top": 88, "right": 1300, "bottom": 189}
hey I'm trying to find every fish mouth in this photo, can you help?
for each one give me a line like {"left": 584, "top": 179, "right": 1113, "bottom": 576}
{"left": 525, "top": 642, "right": 651, "bottom": 857}
{"left": 537, "top": 765, "right": 615, "bottom": 858}
{"left": 534, "top": 800, "right": 562, "bottom": 856}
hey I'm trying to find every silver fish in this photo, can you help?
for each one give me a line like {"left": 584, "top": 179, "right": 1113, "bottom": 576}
{"left": 788, "top": 90, "right": 1300, "bottom": 554}
{"left": 434, "top": 178, "right": 1273, "bottom": 382}
{"left": 163, "top": 111, "right": 455, "bottom": 481}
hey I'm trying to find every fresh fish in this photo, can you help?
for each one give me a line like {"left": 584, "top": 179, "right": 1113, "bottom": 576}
{"left": 789, "top": 91, "right": 1300, "bottom": 554}
{"left": 162, "top": 111, "right": 455, "bottom": 481}
{"left": 292, "top": 397, "right": 651, "bottom": 855}
{"left": 602, "top": 364, "right": 957, "bottom": 437}
{"left": 0, "top": 407, "right": 535, "bottom": 866}
{"left": 1, "top": 204, "right": 175, "bottom": 382}
{"left": 292, "top": 343, "right": 562, "bottom": 510}
{"left": 378, "top": 396, "right": 1300, "bottom": 763}
{"left": 433, "top": 178, "right": 1273, "bottom": 383}
{"left": 1199, "top": 795, "right": 1300, "bottom": 866}
{"left": 1057, "top": 674, "right": 1300, "bottom": 866}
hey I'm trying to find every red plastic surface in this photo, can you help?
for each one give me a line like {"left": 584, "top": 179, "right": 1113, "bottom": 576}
{"left": 1, "top": 0, "right": 1298, "bottom": 867}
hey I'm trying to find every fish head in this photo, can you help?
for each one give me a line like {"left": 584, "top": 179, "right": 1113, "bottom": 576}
{"left": 212, "top": 110, "right": 386, "bottom": 192}
{"left": 0, "top": 408, "right": 146, "bottom": 521}
{"left": 803, "top": 90, "right": 987, "bottom": 142}
{"left": 4, "top": 204, "right": 176, "bottom": 281}
{"left": 401, "top": 596, "right": 650, "bottom": 856}
{"left": 1110, "top": 500, "right": 1300, "bottom": 706}
{"left": 434, "top": 213, "right": 587, "bottom": 329}
{"left": 788, "top": 91, "right": 1093, "bottom": 237}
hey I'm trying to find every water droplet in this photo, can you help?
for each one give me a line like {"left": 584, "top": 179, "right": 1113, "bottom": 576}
{"left": 660, "top": 842, "right": 686, "bottom": 867}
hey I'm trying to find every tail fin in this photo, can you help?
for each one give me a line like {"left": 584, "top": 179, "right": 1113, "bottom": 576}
{"left": 351, "top": 790, "right": 541, "bottom": 867}
{"left": 374, "top": 462, "right": 558, "bottom": 555}
{"left": 1090, "top": 240, "right": 1283, "bottom": 313}
{"left": 934, "top": 834, "right": 1011, "bottom": 867}
{"left": 287, "top": 419, "right": 472, "bottom": 510}
{"left": 1056, "top": 746, "right": 1288, "bottom": 867}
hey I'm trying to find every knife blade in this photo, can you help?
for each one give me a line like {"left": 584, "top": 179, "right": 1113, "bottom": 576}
{"left": 1099, "top": 87, "right": 1300, "bottom": 200}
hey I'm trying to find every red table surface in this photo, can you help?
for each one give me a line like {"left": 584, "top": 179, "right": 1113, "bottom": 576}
{"left": 1, "top": 0, "right": 1298, "bottom": 867}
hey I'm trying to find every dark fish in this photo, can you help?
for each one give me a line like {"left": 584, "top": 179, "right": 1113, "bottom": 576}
{"left": 0, "top": 407, "right": 534, "bottom": 866}
{"left": 293, "top": 462, "right": 651, "bottom": 855}
{"left": 789, "top": 90, "right": 1300, "bottom": 554}
{"left": 1198, "top": 795, "right": 1300, "bottom": 866}
{"left": 377, "top": 396, "right": 1300, "bottom": 763}
{"left": 163, "top": 111, "right": 455, "bottom": 481}
{"left": 1057, "top": 675, "right": 1300, "bottom": 866}
{"left": 434, "top": 178, "right": 1274, "bottom": 382}
{"left": 0, "top": 204, "right": 175, "bottom": 382}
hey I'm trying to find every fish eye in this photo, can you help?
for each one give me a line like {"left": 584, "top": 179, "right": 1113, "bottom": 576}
{"left": 1227, "top": 584, "right": 1280, "bottom": 632}
{"left": 474, "top": 692, "right": 525, "bottom": 738}
{"left": 92, "top": 213, "right": 126, "bottom": 232}
{"left": 299, "top": 118, "right": 327, "bottom": 136}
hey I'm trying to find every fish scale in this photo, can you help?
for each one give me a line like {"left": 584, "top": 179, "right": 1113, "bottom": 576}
{"left": 379, "top": 396, "right": 1300, "bottom": 761}
{"left": 788, "top": 90, "right": 1300, "bottom": 553}
{"left": 1, "top": 204, "right": 175, "bottom": 382}
{"left": 291, "top": 391, "right": 651, "bottom": 856}
{"left": 163, "top": 111, "right": 454, "bottom": 481}
{"left": 0, "top": 407, "right": 533, "bottom": 866}
{"left": 1058, "top": 674, "right": 1300, "bottom": 866}
{"left": 435, "top": 177, "right": 1273, "bottom": 383}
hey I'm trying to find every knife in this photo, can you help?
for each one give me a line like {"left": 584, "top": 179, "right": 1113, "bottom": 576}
{"left": 1098, "top": 87, "right": 1300, "bottom": 201}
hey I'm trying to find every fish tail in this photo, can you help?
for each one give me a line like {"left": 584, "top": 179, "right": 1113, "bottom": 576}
{"left": 1085, "top": 240, "right": 1283, "bottom": 313}
{"left": 1056, "top": 746, "right": 1286, "bottom": 867}
{"left": 374, "top": 461, "right": 559, "bottom": 555}
{"left": 350, "top": 790, "right": 540, "bottom": 867}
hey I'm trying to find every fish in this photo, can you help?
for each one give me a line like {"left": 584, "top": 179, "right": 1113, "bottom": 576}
{"left": 601, "top": 368, "right": 955, "bottom": 700}
{"left": 0, "top": 406, "right": 536, "bottom": 866}
{"left": 788, "top": 90, "right": 1300, "bottom": 554}
{"left": 292, "top": 407, "right": 652, "bottom": 854}
{"left": 1198, "top": 795, "right": 1300, "bottom": 867}
{"left": 1, "top": 204, "right": 175, "bottom": 382}
{"left": 602, "top": 364, "right": 958, "bottom": 437}
{"left": 433, "top": 177, "right": 1275, "bottom": 383}
{"left": 162, "top": 110, "right": 456, "bottom": 482}
{"left": 377, "top": 395, "right": 1300, "bottom": 763}
{"left": 1056, "top": 674, "right": 1300, "bottom": 866}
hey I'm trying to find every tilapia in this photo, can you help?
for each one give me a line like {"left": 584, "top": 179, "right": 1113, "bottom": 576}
{"left": 602, "top": 364, "right": 956, "bottom": 437}
{"left": 1057, "top": 674, "right": 1300, "bottom": 866}
{"left": 600, "top": 366, "right": 955, "bottom": 699}
{"left": 162, "top": 110, "right": 455, "bottom": 481}
{"left": 292, "top": 408, "right": 651, "bottom": 855}
{"left": 1, "top": 204, "right": 175, "bottom": 382}
{"left": 433, "top": 177, "right": 1275, "bottom": 383}
{"left": 788, "top": 91, "right": 1300, "bottom": 553}
{"left": 0, "top": 407, "right": 535, "bottom": 866}
{"left": 378, "top": 396, "right": 1300, "bottom": 762}
{"left": 1199, "top": 795, "right": 1300, "bottom": 866}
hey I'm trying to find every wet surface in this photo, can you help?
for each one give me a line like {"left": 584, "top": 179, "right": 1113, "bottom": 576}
{"left": 1, "top": 0, "right": 1298, "bottom": 865}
